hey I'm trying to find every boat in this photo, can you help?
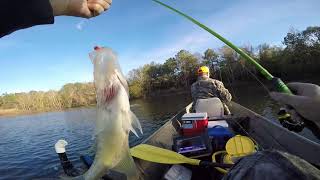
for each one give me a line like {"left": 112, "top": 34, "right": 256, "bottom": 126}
{"left": 56, "top": 99, "right": 320, "bottom": 179}
{"left": 132, "top": 101, "right": 320, "bottom": 180}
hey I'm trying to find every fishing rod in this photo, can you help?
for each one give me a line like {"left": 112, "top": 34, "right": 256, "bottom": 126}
{"left": 153, "top": 0, "right": 292, "bottom": 94}
{"left": 153, "top": 0, "right": 306, "bottom": 132}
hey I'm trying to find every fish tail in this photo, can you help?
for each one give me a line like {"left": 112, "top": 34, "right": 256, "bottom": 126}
{"left": 112, "top": 141, "right": 139, "bottom": 180}
{"left": 82, "top": 160, "right": 110, "bottom": 180}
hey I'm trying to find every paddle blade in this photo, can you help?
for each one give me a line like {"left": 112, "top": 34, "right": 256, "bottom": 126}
{"left": 130, "top": 144, "right": 200, "bottom": 166}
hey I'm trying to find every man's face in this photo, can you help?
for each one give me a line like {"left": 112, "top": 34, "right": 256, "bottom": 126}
{"left": 199, "top": 72, "right": 209, "bottom": 78}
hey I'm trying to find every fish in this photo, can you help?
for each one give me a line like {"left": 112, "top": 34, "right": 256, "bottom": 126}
{"left": 77, "top": 47, "right": 143, "bottom": 180}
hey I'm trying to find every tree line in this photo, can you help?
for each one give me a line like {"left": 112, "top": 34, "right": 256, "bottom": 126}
{"left": 128, "top": 26, "right": 320, "bottom": 98}
{"left": 0, "top": 83, "right": 96, "bottom": 112}
{"left": 1, "top": 26, "right": 319, "bottom": 112}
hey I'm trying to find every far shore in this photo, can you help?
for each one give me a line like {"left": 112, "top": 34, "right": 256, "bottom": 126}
{"left": 0, "top": 89, "right": 190, "bottom": 117}
{"left": 0, "top": 83, "right": 236, "bottom": 118}
{"left": 1, "top": 79, "right": 319, "bottom": 118}
{"left": 0, "top": 108, "right": 21, "bottom": 117}
{"left": 0, "top": 108, "right": 67, "bottom": 118}
{"left": 0, "top": 106, "right": 95, "bottom": 118}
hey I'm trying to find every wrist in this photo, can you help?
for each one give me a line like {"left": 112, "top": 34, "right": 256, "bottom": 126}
{"left": 49, "top": 0, "right": 69, "bottom": 16}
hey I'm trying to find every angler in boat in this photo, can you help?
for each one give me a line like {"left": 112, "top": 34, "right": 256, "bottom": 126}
{"left": 191, "top": 66, "right": 232, "bottom": 115}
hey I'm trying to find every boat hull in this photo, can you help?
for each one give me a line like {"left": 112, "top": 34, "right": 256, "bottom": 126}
{"left": 133, "top": 102, "right": 320, "bottom": 179}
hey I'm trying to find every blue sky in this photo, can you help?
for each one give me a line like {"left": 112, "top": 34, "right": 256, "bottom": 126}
{"left": 0, "top": 0, "right": 319, "bottom": 94}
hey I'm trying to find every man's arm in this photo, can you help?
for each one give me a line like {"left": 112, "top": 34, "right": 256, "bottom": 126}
{"left": 0, "top": 0, "right": 54, "bottom": 38}
{"left": 213, "top": 80, "right": 232, "bottom": 102}
{"left": 0, "top": 0, "right": 111, "bottom": 38}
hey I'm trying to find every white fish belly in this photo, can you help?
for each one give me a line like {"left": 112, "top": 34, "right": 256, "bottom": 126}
{"left": 84, "top": 86, "right": 136, "bottom": 180}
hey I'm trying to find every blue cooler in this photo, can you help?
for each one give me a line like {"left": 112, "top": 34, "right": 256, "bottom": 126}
{"left": 208, "top": 125, "right": 234, "bottom": 151}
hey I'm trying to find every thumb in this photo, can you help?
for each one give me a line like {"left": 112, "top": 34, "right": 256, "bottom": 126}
{"left": 88, "top": 3, "right": 105, "bottom": 16}
{"left": 270, "top": 92, "right": 320, "bottom": 124}
{"left": 269, "top": 92, "right": 307, "bottom": 109}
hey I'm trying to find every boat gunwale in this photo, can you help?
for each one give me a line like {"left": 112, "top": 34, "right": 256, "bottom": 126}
{"left": 230, "top": 102, "right": 320, "bottom": 147}
{"left": 138, "top": 102, "right": 320, "bottom": 165}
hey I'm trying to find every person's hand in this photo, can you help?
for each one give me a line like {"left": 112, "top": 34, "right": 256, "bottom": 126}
{"left": 270, "top": 82, "right": 320, "bottom": 128}
{"left": 50, "top": 0, "right": 112, "bottom": 18}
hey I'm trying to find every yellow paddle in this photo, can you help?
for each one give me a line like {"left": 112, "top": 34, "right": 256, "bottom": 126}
{"left": 130, "top": 144, "right": 233, "bottom": 168}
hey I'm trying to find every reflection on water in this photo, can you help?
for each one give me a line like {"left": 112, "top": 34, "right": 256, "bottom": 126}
{"left": 0, "top": 84, "right": 319, "bottom": 179}
{"left": 129, "top": 93, "right": 191, "bottom": 146}
{"left": 0, "top": 109, "right": 96, "bottom": 180}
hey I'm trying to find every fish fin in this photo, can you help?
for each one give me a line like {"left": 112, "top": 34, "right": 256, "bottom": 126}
{"left": 112, "top": 142, "right": 138, "bottom": 180}
{"left": 130, "top": 110, "right": 143, "bottom": 135}
{"left": 120, "top": 110, "right": 139, "bottom": 137}
{"left": 115, "top": 69, "right": 129, "bottom": 96}
{"left": 130, "top": 126, "right": 139, "bottom": 137}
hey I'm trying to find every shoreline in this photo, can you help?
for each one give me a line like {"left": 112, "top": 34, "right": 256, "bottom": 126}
{"left": 0, "top": 81, "right": 273, "bottom": 117}
{"left": 2, "top": 79, "right": 319, "bottom": 118}
{"left": 0, "top": 108, "right": 21, "bottom": 117}
{"left": 0, "top": 105, "right": 95, "bottom": 118}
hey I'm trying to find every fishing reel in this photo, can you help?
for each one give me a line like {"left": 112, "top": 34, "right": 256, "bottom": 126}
{"left": 277, "top": 108, "right": 304, "bottom": 132}
{"left": 272, "top": 78, "right": 305, "bottom": 132}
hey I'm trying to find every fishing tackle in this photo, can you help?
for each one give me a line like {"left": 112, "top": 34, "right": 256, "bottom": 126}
{"left": 278, "top": 108, "right": 304, "bottom": 132}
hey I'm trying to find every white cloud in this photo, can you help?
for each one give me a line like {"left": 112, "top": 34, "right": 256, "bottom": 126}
{"left": 120, "top": 0, "right": 320, "bottom": 74}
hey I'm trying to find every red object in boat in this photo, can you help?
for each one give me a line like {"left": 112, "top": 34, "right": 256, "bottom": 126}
{"left": 181, "top": 113, "right": 208, "bottom": 136}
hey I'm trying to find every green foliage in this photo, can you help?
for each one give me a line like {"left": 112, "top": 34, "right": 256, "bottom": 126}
{"left": 59, "top": 83, "right": 96, "bottom": 108}
{"left": 265, "top": 26, "right": 320, "bottom": 78}
{"left": 0, "top": 83, "right": 96, "bottom": 112}
{"left": 129, "top": 81, "right": 143, "bottom": 99}
{"left": 1, "top": 26, "right": 320, "bottom": 111}
{"left": 128, "top": 26, "right": 320, "bottom": 98}
{"left": 175, "top": 50, "right": 199, "bottom": 87}
{"left": 202, "top": 48, "right": 218, "bottom": 70}
{"left": 0, "top": 93, "right": 17, "bottom": 109}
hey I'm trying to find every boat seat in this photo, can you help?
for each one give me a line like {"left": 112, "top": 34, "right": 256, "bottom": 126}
{"left": 195, "top": 98, "right": 224, "bottom": 120}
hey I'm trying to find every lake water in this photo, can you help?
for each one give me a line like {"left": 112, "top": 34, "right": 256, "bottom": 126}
{"left": 0, "top": 84, "right": 319, "bottom": 179}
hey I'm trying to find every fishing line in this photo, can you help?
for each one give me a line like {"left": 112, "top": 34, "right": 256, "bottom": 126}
{"left": 242, "top": 65, "right": 270, "bottom": 94}
{"left": 226, "top": 118, "right": 266, "bottom": 169}
{"left": 227, "top": 61, "right": 238, "bottom": 101}
{"left": 153, "top": 0, "right": 306, "bottom": 151}
{"left": 76, "top": 19, "right": 88, "bottom": 31}
{"left": 228, "top": 113, "right": 290, "bottom": 153}
{"left": 230, "top": 116, "right": 294, "bottom": 170}
{"left": 232, "top": 66, "right": 291, "bottom": 150}
{"left": 235, "top": 65, "right": 289, "bottom": 151}
{"left": 153, "top": 0, "right": 292, "bottom": 94}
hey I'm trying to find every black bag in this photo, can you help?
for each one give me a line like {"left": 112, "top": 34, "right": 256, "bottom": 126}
{"left": 223, "top": 150, "right": 320, "bottom": 180}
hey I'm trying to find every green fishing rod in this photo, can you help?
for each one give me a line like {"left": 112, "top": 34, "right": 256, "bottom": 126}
{"left": 153, "top": 0, "right": 292, "bottom": 94}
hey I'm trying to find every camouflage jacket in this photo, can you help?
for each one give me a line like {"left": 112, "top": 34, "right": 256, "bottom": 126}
{"left": 191, "top": 77, "right": 232, "bottom": 103}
